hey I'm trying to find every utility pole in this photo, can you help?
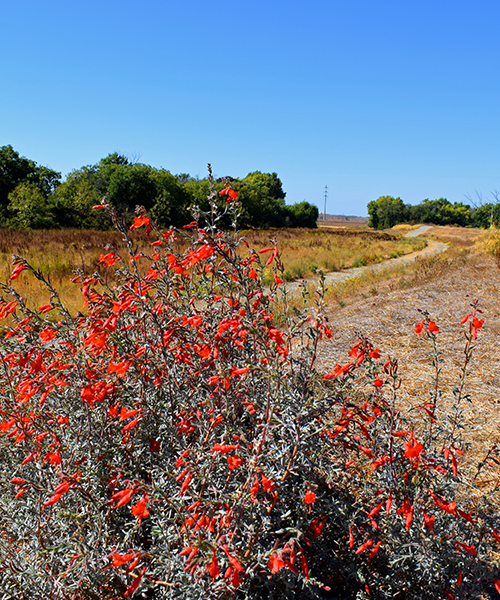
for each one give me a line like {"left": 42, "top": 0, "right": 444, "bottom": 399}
{"left": 324, "top": 185, "right": 328, "bottom": 221}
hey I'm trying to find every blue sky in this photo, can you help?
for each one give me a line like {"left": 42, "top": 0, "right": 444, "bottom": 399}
{"left": 1, "top": 0, "right": 499, "bottom": 216}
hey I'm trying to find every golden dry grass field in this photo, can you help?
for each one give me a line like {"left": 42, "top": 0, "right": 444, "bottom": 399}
{"left": 0, "top": 226, "right": 424, "bottom": 313}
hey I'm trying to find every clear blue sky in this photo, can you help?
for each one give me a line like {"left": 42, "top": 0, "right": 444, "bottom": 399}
{"left": 2, "top": 0, "right": 499, "bottom": 216}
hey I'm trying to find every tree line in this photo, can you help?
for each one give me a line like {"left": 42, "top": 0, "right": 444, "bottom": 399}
{"left": 0, "top": 145, "right": 319, "bottom": 230}
{"left": 368, "top": 195, "right": 500, "bottom": 229}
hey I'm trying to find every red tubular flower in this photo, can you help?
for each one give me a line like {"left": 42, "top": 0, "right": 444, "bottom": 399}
{"left": 9, "top": 263, "right": 28, "bottom": 282}
{"left": 455, "top": 542, "right": 477, "bottom": 556}
{"left": 471, "top": 316, "right": 484, "bottom": 339}
{"left": 130, "top": 214, "right": 151, "bottom": 232}
{"left": 304, "top": 490, "right": 316, "bottom": 505}
{"left": 268, "top": 554, "right": 285, "bottom": 574}
{"left": 423, "top": 511, "right": 435, "bottom": 531}
{"left": 124, "top": 566, "right": 147, "bottom": 597}
{"left": 368, "top": 541, "right": 382, "bottom": 560}
{"left": 211, "top": 444, "right": 239, "bottom": 453}
{"left": 355, "top": 539, "right": 373, "bottom": 554}
{"left": 110, "top": 488, "right": 135, "bottom": 509}
{"left": 208, "top": 550, "right": 220, "bottom": 580}
{"left": 108, "top": 550, "right": 136, "bottom": 568}
{"left": 227, "top": 455, "right": 243, "bottom": 470}
{"left": 219, "top": 187, "right": 238, "bottom": 202}
{"left": 428, "top": 320, "right": 439, "bottom": 333}
{"left": 131, "top": 495, "right": 150, "bottom": 521}
{"left": 404, "top": 436, "right": 423, "bottom": 461}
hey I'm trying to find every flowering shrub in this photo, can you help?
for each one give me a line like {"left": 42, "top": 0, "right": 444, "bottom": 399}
{"left": 0, "top": 174, "right": 499, "bottom": 599}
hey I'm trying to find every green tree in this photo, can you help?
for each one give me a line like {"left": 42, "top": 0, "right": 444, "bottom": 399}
{"left": 367, "top": 196, "right": 406, "bottom": 229}
{"left": 0, "top": 145, "right": 61, "bottom": 218}
{"left": 7, "top": 182, "right": 57, "bottom": 229}
{"left": 150, "top": 169, "right": 192, "bottom": 227}
{"left": 235, "top": 171, "right": 288, "bottom": 228}
{"left": 51, "top": 166, "right": 108, "bottom": 229}
{"left": 286, "top": 201, "right": 319, "bottom": 228}
{"left": 410, "top": 199, "right": 471, "bottom": 226}
{"left": 471, "top": 202, "right": 500, "bottom": 228}
{"left": 53, "top": 155, "right": 193, "bottom": 228}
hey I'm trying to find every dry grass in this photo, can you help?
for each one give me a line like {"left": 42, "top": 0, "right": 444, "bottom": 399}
{"left": 0, "top": 229, "right": 166, "bottom": 314}
{"left": 0, "top": 227, "right": 424, "bottom": 312}
{"left": 243, "top": 227, "right": 425, "bottom": 283}
{"left": 315, "top": 226, "right": 500, "bottom": 508}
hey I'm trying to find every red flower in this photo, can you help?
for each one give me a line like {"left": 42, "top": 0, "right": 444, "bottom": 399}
{"left": 397, "top": 497, "right": 414, "bottom": 529}
{"left": 37, "top": 304, "right": 53, "bottom": 313}
{"left": 304, "top": 490, "right": 316, "bottom": 505}
{"left": 124, "top": 566, "right": 146, "bottom": 597}
{"left": 227, "top": 455, "right": 243, "bottom": 470}
{"left": 404, "top": 437, "right": 423, "bottom": 461}
{"left": 98, "top": 252, "right": 121, "bottom": 267}
{"left": 471, "top": 316, "right": 484, "bottom": 339}
{"left": 131, "top": 495, "right": 150, "bottom": 521}
{"left": 9, "top": 263, "right": 27, "bottom": 282}
{"left": 428, "top": 320, "right": 439, "bottom": 333}
{"left": 455, "top": 542, "right": 477, "bottom": 556}
{"left": 219, "top": 187, "right": 239, "bottom": 202}
{"left": 494, "top": 578, "right": 500, "bottom": 594}
{"left": 268, "top": 554, "right": 285, "bottom": 574}
{"left": 368, "top": 541, "right": 382, "bottom": 560}
{"left": 414, "top": 319, "right": 425, "bottom": 335}
{"left": 211, "top": 444, "right": 239, "bottom": 453}
{"left": 130, "top": 214, "right": 151, "bottom": 233}
{"left": 355, "top": 539, "right": 373, "bottom": 554}
{"left": 110, "top": 488, "right": 135, "bottom": 509}
{"left": 260, "top": 473, "right": 275, "bottom": 493}
{"left": 423, "top": 511, "right": 435, "bottom": 531}
{"left": 108, "top": 550, "right": 136, "bottom": 568}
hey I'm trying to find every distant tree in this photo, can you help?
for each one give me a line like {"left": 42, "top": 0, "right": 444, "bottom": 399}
{"left": 411, "top": 199, "right": 471, "bottom": 226}
{"left": 0, "top": 145, "right": 61, "bottom": 219}
{"left": 181, "top": 178, "right": 212, "bottom": 213}
{"left": 1, "top": 149, "right": 314, "bottom": 231}
{"left": 471, "top": 202, "right": 500, "bottom": 228}
{"left": 367, "top": 196, "right": 406, "bottom": 229}
{"left": 369, "top": 196, "right": 472, "bottom": 229}
{"left": 53, "top": 155, "right": 192, "bottom": 228}
{"left": 51, "top": 166, "right": 110, "bottom": 229}
{"left": 150, "top": 169, "right": 192, "bottom": 227}
{"left": 287, "top": 201, "right": 319, "bottom": 228}
{"left": 7, "top": 182, "right": 57, "bottom": 229}
{"left": 235, "top": 171, "right": 289, "bottom": 228}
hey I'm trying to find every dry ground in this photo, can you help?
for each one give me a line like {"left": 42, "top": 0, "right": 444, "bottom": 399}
{"left": 315, "top": 226, "right": 500, "bottom": 501}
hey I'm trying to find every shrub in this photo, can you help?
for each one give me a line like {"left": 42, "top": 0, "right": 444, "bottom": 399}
{"left": 0, "top": 173, "right": 499, "bottom": 599}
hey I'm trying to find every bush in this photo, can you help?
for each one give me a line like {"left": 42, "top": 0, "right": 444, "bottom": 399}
{"left": 0, "top": 174, "right": 499, "bottom": 599}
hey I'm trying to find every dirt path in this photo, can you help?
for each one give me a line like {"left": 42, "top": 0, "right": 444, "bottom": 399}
{"left": 284, "top": 226, "right": 448, "bottom": 293}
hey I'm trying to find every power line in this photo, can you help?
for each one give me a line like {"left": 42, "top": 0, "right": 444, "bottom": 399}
{"left": 323, "top": 185, "right": 328, "bottom": 220}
